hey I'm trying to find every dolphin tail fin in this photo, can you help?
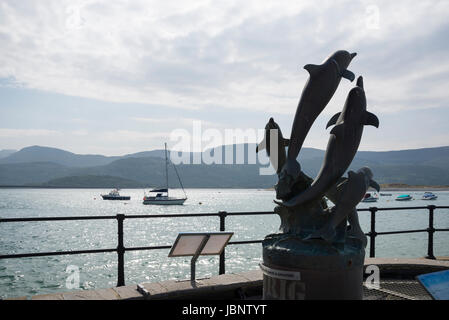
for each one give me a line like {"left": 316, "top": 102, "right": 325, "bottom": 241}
{"left": 364, "top": 111, "right": 379, "bottom": 128}
{"left": 370, "top": 179, "right": 380, "bottom": 192}
{"left": 342, "top": 69, "right": 355, "bottom": 82}
{"left": 256, "top": 138, "right": 266, "bottom": 153}
{"left": 326, "top": 112, "right": 342, "bottom": 129}
{"left": 304, "top": 64, "right": 321, "bottom": 76}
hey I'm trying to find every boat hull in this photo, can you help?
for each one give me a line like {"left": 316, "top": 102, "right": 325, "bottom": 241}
{"left": 396, "top": 197, "right": 412, "bottom": 201}
{"left": 361, "top": 198, "right": 377, "bottom": 203}
{"left": 101, "top": 195, "right": 131, "bottom": 200}
{"left": 143, "top": 198, "right": 187, "bottom": 205}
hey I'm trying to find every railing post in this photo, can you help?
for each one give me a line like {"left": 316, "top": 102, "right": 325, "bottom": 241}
{"left": 116, "top": 214, "right": 125, "bottom": 286}
{"left": 369, "top": 207, "right": 378, "bottom": 258}
{"left": 218, "top": 211, "right": 227, "bottom": 275}
{"left": 426, "top": 205, "right": 436, "bottom": 260}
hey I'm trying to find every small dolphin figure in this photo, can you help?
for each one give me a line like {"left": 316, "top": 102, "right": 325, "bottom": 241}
{"left": 256, "top": 118, "right": 289, "bottom": 175}
{"left": 305, "top": 167, "right": 379, "bottom": 246}
{"left": 276, "top": 76, "right": 379, "bottom": 208}
{"left": 279, "top": 50, "right": 357, "bottom": 188}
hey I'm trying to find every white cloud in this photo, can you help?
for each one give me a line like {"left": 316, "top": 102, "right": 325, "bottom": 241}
{"left": 0, "top": 128, "right": 59, "bottom": 137}
{"left": 130, "top": 116, "right": 224, "bottom": 128}
{"left": 0, "top": 0, "right": 448, "bottom": 117}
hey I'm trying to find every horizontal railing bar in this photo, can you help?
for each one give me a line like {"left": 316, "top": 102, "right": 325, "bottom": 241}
{"left": 1, "top": 207, "right": 447, "bottom": 223}
{"left": 358, "top": 206, "right": 432, "bottom": 211}
{"left": 125, "top": 213, "right": 221, "bottom": 219}
{"left": 435, "top": 228, "right": 449, "bottom": 232}
{"left": 0, "top": 212, "right": 275, "bottom": 223}
{"left": 125, "top": 245, "right": 172, "bottom": 251}
{"left": 228, "top": 240, "right": 263, "bottom": 245}
{"left": 218, "top": 212, "right": 275, "bottom": 216}
{"left": 0, "top": 216, "right": 117, "bottom": 222}
{"left": 0, "top": 248, "right": 117, "bottom": 259}
{"left": 376, "top": 229, "right": 428, "bottom": 235}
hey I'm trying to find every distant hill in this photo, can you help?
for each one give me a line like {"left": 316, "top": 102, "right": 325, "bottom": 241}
{"left": 0, "top": 144, "right": 449, "bottom": 187}
{"left": 0, "top": 162, "right": 71, "bottom": 185}
{"left": 0, "top": 149, "right": 17, "bottom": 159}
{"left": 0, "top": 146, "right": 172, "bottom": 168}
{"left": 0, "top": 146, "right": 119, "bottom": 167}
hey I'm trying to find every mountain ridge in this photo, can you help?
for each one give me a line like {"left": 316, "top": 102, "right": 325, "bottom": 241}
{"left": 1, "top": 144, "right": 449, "bottom": 187}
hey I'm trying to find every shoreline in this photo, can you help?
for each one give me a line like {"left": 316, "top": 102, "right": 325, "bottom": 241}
{"left": 1, "top": 186, "right": 449, "bottom": 191}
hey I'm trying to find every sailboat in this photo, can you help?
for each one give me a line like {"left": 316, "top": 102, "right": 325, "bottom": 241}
{"left": 142, "top": 143, "right": 187, "bottom": 205}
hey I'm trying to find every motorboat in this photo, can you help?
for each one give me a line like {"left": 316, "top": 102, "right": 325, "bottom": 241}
{"left": 422, "top": 192, "right": 437, "bottom": 200}
{"left": 101, "top": 188, "right": 131, "bottom": 200}
{"left": 361, "top": 193, "right": 378, "bottom": 203}
{"left": 380, "top": 193, "right": 392, "bottom": 196}
{"left": 143, "top": 143, "right": 187, "bottom": 205}
{"left": 396, "top": 194, "right": 413, "bottom": 201}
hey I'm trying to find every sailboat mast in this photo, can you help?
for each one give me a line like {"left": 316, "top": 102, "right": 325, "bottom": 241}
{"left": 165, "top": 142, "right": 169, "bottom": 196}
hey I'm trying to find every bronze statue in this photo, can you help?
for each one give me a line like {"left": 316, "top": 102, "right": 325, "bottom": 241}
{"left": 259, "top": 50, "right": 380, "bottom": 300}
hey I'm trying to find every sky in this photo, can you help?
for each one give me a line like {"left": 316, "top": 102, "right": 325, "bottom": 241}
{"left": 0, "top": 0, "right": 448, "bottom": 155}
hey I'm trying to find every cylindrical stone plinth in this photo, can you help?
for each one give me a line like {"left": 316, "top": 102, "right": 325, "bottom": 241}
{"left": 262, "top": 235, "right": 365, "bottom": 300}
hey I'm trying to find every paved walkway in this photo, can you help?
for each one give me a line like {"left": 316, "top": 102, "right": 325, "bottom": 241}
{"left": 6, "top": 258, "right": 449, "bottom": 300}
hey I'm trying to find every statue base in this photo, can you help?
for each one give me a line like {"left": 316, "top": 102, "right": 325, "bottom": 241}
{"left": 261, "top": 233, "right": 365, "bottom": 300}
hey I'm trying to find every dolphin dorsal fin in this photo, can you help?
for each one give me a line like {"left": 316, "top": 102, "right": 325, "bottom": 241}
{"left": 364, "top": 111, "right": 379, "bottom": 128}
{"left": 330, "top": 123, "right": 344, "bottom": 137}
{"left": 357, "top": 76, "right": 364, "bottom": 88}
{"left": 369, "top": 179, "right": 380, "bottom": 192}
{"left": 342, "top": 69, "right": 355, "bottom": 82}
{"left": 304, "top": 64, "right": 321, "bottom": 76}
{"left": 326, "top": 112, "right": 342, "bottom": 129}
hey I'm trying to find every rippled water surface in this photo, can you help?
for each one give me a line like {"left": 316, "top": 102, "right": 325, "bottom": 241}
{"left": 1, "top": 188, "right": 448, "bottom": 299}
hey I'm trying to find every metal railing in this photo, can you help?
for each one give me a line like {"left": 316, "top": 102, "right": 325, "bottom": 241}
{"left": 0, "top": 205, "right": 448, "bottom": 287}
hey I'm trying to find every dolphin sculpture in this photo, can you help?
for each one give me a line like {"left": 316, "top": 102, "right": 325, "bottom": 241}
{"left": 279, "top": 50, "right": 357, "bottom": 188}
{"left": 256, "top": 118, "right": 289, "bottom": 175}
{"left": 276, "top": 76, "right": 379, "bottom": 208}
{"left": 305, "top": 167, "right": 380, "bottom": 245}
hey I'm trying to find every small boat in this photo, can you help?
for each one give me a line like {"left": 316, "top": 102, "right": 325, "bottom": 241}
{"left": 361, "top": 193, "right": 378, "bottom": 203}
{"left": 380, "top": 193, "right": 392, "bottom": 196}
{"left": 101, "top": 188, "right": 130, "bottom": 200}
{"left": 422, "top": 192, "right": 438, "bottom": 200}
{"left": 143, "top": 143, "right": 187, "bottom": 206}
{"left": 396, "top": 194, "right": 413, "bottom": 201}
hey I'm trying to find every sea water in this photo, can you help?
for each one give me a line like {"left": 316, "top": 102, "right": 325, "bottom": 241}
{"left": 0, "top": 188, "right": 448, "bottom": 299}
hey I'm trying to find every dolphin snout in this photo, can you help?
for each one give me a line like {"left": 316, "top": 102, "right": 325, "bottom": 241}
{"left": 350, "top": 52, "right": 357, "bottom": 60}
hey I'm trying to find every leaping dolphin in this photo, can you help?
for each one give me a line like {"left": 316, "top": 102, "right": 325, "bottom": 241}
{"left": 305, "top": 167, "right": 380, "bottom": 245}
{"left": 276, "top": 76, "right": 379, "bottom": 208}
{"left": 256, "top": 118, "right": 289, "bottom": 175}
{"left": 279, "top": 50, "right": 357, "bottom": 187}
